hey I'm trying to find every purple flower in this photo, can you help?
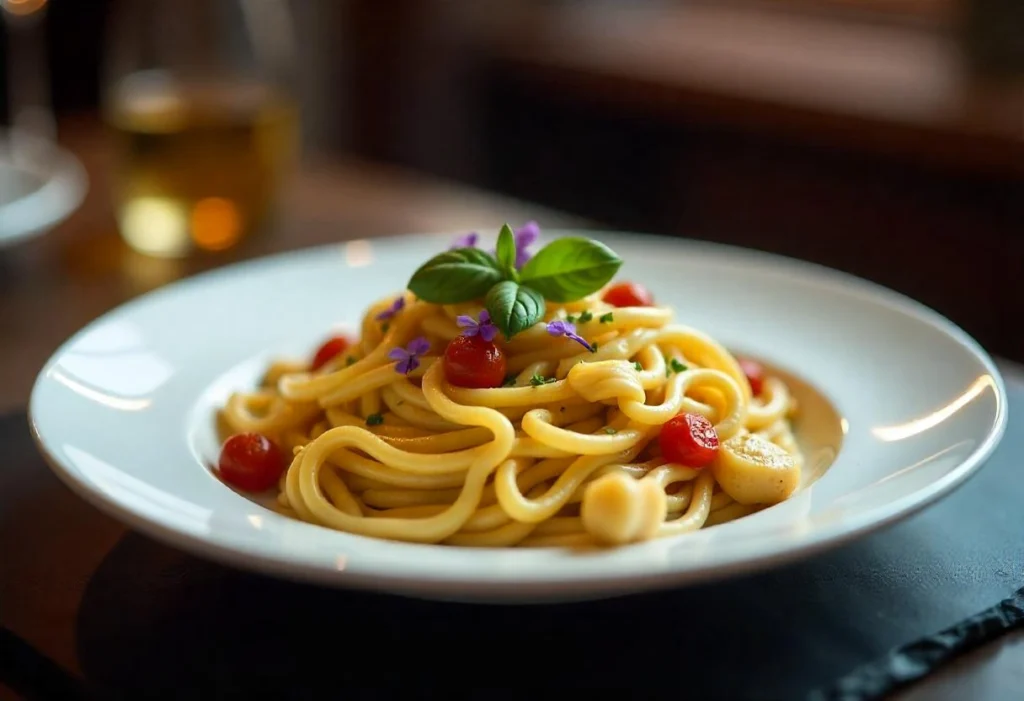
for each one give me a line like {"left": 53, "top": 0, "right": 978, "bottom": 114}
{"left": 388, "top": 337, "right": 431, "bottom": 375}
{"left": 546, "top": 319, "right": 594, "bottom": 352}
{"left": 456, "top": 310, "right": 498, "bottom": 342}
{"left": 450, "top": 232, "right": 479, "bottom": 249}
{"left": 513, "top": 221, "right": 540, "bottom": 268}
{"left": 375, "top": 297, "right": 405, "bottom": 321}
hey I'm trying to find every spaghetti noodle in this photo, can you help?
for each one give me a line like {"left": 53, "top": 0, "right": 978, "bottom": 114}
{"left": 215, "top": 226, "right": 802, "bottom": 548}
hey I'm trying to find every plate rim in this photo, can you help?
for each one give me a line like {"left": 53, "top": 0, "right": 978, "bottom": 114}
{"left": 27, "top": 231, "right": 1010, "bottom": 600}
{"left": 0, "top": 130, "right": 89, "bottom": 247}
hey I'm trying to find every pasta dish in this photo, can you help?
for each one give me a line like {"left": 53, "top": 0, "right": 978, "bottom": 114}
{"left": 215, "top": 224, "right": 802, "bottom": 548}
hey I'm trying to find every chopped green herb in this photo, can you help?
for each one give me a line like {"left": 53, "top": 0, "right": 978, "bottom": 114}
{"left": 599, "top": 312, "right": 614, "bottom": 323}
{"left": 666, "top": 358, "right": 688, "bottom": 376}
{"left": 380, "top": 323, "right": 390, "bottom": 333}
{"left": 565, "top": 314, "right": 576, "bottom": 324}
{"left": 530, "top": 373, "right": 557, "bottom": 387}
{"left": 603, "top": 427, "right": 617, "bottom": 435}
{"left": 578, "top": 310, "right": 594, "bottom": 323}
{"left": 345, "top": 356, "right": 357, "bottom": 366}
{"left": 365, "top": 413, "right": 384, "bottom": 426}
{"left": 502, "top": 373, "right": 518, "bottom": 387}
{"left": 633, "top": 361, "right": 643, "bottom": 372}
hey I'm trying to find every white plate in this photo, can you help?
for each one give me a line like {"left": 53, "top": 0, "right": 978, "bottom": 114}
{"left": 0, "top": 128, "right": 88, "bottom": 248}
{"left": 29, "top": 231, "right": 1008, "bottom": 603}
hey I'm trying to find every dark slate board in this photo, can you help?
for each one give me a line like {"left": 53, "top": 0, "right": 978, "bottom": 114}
{"left": 1, "top": 376, "right": 1021, "bottom": 700}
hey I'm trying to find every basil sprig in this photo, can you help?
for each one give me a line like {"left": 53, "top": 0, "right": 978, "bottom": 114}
{"left": 407, "top": 225, "right": 622, "bottom": 339}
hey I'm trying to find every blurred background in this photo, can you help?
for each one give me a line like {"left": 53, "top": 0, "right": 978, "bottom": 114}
{"left": 1, "top": 0, "right": 1022, "bottom": 388}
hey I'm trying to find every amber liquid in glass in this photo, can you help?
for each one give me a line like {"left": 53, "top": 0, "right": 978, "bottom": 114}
{"left": 106, "top": 71, "right": 297, "bottom": 257}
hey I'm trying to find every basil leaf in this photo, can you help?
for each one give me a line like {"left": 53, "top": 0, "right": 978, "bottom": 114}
{"left": 407, "top": 248, "right": 503, "bottom": 304}
{"left": 519, "top": 237, "right": 623, "bottom": 302}
{"left": 495, "top": 223, "right": 517, "bottom": 278}
{"left": 485, "top": 280, "right": 544, "bottom": 339}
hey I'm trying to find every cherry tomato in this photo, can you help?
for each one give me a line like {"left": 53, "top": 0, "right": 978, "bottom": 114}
{"left": 218, "top": 433, "right": 286, "bottom": 492}
{"left": 444, "top": 335, "right": 507, "bottom": 389}
{"left": 738, "top": 358, "right": 765, "bottom": 396}
{"left": 659, "top": 413, "right": 719, "bottom": 468}
{"left": 603, "top": 281, "right": 654, "bottom": 307}
{"left": 311, "top": 335, "right": 351, "bottom": 371}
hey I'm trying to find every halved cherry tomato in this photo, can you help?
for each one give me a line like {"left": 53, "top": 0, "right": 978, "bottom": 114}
{"left": 444, "top": 335, "right": 507, "bottom": 389}
{"left": 602, "top": 281, "right": 654, "bottom": 307}
{"left": 311, "top": 335, "right": 351, "bottom": 371}
{"left": 738, "top": 358, "right": 765, "bottom": 396}
{"left": 659, "top": 413, "right": 719, "bottom": 468}
{"left": 218, "top": 432, "right": 286, "bottom": 492}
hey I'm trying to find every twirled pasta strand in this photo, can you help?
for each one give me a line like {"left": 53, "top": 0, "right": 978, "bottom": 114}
{"left": 219, "top": 292, "right": 801, "bottom": 547}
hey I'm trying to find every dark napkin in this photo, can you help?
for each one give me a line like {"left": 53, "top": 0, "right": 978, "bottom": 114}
{"left": 811, "top": 585, "right": 1024, "bottom": 700}
{"left": 1, "top": 374, "right": 1022, "bottom": 700}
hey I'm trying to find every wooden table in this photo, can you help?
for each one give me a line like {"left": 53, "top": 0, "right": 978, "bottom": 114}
{"left": 2, "top": 117, "right": 1021, "bottom": 701}
{"left": 0, "top": 117, "right": 584, "bottom": 415}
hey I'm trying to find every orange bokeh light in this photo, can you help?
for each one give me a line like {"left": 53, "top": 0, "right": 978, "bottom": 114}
{"left": 190, "top": 197, "right": 242, "bottom": 251}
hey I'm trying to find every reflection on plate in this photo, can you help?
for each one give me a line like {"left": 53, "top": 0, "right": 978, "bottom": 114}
{"left": 29, "top": 232, "right": 1007, "bottom": 602}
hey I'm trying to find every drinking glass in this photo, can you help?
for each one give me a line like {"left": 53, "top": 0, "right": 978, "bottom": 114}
{"left": 1, "top": 0, "right": 87, "bottom": 247}
{"left": 102, "top": 0, "right": 299, "bottom": 257}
